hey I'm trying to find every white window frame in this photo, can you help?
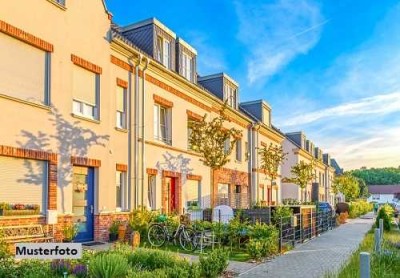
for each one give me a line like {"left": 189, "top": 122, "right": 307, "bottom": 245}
{"left": 163, "top": 39, "right": 171, "bottom": 69}
{"left": 224, "top": 138, "right": 230, "bottom": 154}
{"left": 116, "top": 87, "right": 127, "bottom": 129}
{"left": 72, "top": 73, "right": 99, "bottom": 120}
{"left": 156, "top": 36, "right": 163, "bottom": 62}
{"left": 224, "top": 85, "right": 237, "bottom": 109}
{"left": 148, "top": 175, "right": 156, "bottom": 210}
{"left": 182, "top": 53, "right": 192, "bottom": 81}
{"left": 116, "top": 171, "right": 128, "bottom": 211}
{"left": 236, "top": 139, "right": 242, "bottom": 161}
{"left": 154, "top": 104, "right": 171, "bottom": 145}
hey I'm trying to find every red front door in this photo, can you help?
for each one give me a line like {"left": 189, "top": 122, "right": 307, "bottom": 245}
{"left": 166, "top": 177, "right": 177, "bottom": 213}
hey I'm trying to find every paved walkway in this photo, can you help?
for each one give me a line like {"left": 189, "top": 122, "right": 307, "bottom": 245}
{"left": 240, "top": 213, "right": 375, "bottom": 278}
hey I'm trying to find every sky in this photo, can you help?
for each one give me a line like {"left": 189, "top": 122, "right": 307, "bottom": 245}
{"left": 105, "top": 0, "right": 400, "bottom": 170}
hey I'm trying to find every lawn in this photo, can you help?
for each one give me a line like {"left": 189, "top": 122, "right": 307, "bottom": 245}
{"left": 327, "top": 227, "right": 400, "bottom": 277}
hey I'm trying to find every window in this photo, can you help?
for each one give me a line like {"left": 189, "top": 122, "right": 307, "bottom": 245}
{"left": 116, "top": 171, "right": 127, "bottom": 210}
{"left": 244, "top": 142, "right": 249, "bottom": 161}
{"left": 260, "top": 185, "right": 265, "bottom": 200}
{"left": 156, "top": 36, "right": 163, "bottom": 62}
{"left": 154, "top": 104, "right": 171, "bottom": 144}
{"left": 0, "top": 156, "right": 48, "bottom": 214}
{"left": 236, "top": 139, "right": 242, "bottom": 161}
{"left": 225, "top": 85, "right": 237, "bottom": 109}
{"left": 116, "top": 86, "right": 126, "bottom": 129}
{"left": 148, "top": 175, "right": 156, "bottom": 210}
{"left": 0, "top": 32, "right": 50, "bottom": 105}
{"left": 72, "top": 65, "right": 98, "bottom": 119}
{"left": 163, "top": 40, "right": 170, "bottom": 69}
{"left": 187, "top": 120, "right": 193, "bottom": 150}
{"left": 224, "top": 138, "right": 230, "bottom": 154}
{"left": 55, "top": 0, "right": 65, "bottom": 5}
{"left": 181, "top": 53, "right": 192, "bottom": 81}
{"left": 184, "top": 180, "right": 200, "bottom": 209}
{"left": 235, "top": 185, "right": 241, "bottom": 194}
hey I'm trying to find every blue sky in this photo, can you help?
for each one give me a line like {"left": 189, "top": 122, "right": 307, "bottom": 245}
{"left": 106, "top": 0, "right": 400, "bottom": 170}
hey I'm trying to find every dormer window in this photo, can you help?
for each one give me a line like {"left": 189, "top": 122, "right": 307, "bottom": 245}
{"left": 225, "top": 85, "right": 237, "bottom": 109}
{"left": 156, "top": 35, "right": 171, "bottom": 69}
{"left": 182, "top": 53, "right": 192, "bottom": 81}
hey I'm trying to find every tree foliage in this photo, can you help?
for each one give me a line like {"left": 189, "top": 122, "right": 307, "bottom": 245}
{"left": 287, "top": 160, "right": 315, "bottom": 201}
{"left": 259, "top": 143, "right": 287, "bottom": 181}
{"left": 288, "top": 160, "right": 315, "bottom": 190}
{"left": 188, "top": 105, "right": 242, "bottom": 169}
{"left": 351, "top": 167, "right": 400, "bottom": 185}
{"left": 332, "top": 173, "right": 360, "bottom": 201}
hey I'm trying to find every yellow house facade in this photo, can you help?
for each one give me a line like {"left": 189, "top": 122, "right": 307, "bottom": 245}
{"left": 0, "top": 0, "right": 287, "bottom": 242}
{"left": 281, "top": 132, "right": 336, "bottom": 204}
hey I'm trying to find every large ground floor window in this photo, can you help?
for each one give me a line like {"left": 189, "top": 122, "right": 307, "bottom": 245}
{"left": 0, "top": 155, "right": 47, "bottom": 214}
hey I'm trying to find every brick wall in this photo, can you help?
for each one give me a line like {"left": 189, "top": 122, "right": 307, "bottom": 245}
{"left": 94, "top": 213, "right": 130, "bottom": 242}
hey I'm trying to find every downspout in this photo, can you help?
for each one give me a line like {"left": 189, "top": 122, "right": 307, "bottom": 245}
{"left": 127, "top": 54, "right": 139, "bottom": 210}
{"left": 140, "top": 57, "right": 149, "bottom": 208}
{"left": 255, "top": 125, "right": 261, "bottom": 203}
{"left": 248, "top": 123, "right": 255, "bottom": 206}
{"left": 134, "top": 54, "right": 142, "bottom": 209}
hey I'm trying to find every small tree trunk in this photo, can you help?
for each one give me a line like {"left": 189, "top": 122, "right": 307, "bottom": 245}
{"left": 210, "top": 168, "right": 215, "bottom": 208}
{"left": 270, "top": 179, "right": 274, "bottom": 206}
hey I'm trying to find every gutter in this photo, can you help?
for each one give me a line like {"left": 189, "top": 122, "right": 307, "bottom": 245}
{"left": 140, "top": 57, "right": 149, "bottom": 208}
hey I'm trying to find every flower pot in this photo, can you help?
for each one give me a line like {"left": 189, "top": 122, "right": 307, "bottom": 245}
{"left": 118, "top": 224, "right": 127, "bottom": 241}
{"left": 109, "top": 233, "right": 118, "bottom": 242}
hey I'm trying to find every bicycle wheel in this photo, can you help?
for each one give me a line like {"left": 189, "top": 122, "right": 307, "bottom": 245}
{"left": 147, "top": 224, "right": 167, "bottom": 247}
{"left": 179, "top": 227, "right": 198, "bottom": 251}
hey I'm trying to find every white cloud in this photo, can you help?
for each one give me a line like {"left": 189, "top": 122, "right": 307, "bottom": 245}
{"left": 281, "top": 92, "right": 400, "bottom": 127}
{"left": 235, "top": 0, "right": 325, "bottom": 84}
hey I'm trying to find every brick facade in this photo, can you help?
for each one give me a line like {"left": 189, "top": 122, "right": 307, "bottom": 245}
{"left": 94, "top": 213, "right": 130, "bottom": 242}
{"left": 0, "top": 20, "right": 54, "bottom": 52}
{"left": 71, "top": 54, "right": 102, "bottom": 74}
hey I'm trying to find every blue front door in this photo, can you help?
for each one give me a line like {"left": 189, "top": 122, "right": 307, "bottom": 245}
{"left": 72, "top": 166, "right": 94, "bottom": 242}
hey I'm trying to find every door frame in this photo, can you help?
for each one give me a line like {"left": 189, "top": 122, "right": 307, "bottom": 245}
{"left": 161, "top": 171, "right": 181, "bottom": 214}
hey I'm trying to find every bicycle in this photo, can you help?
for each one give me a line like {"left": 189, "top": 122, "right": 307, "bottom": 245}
{"left": 147, "top": 214, "right": 198, "bottom": 251}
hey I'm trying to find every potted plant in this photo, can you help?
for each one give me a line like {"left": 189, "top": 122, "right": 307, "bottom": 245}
{"left": 62, "top": 223, "right": 78, "bottom": 242}
{"left": 109, "top": 220, "right": 119, "bottom": 242}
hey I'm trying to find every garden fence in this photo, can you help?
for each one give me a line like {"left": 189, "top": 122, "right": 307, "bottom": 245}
{"left": 185, "top": 208, "right": 337, "bottom": 253}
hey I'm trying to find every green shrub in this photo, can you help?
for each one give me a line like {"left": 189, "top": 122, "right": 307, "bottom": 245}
{"left": 249, "top": 222, "right": 279, "bottom": 241}
{"left": 0, "top": 230, "right": 10, "bottom": 260}
{"left": 247, "top": 239, "right": 263, "bottom": 261}
{"left": 128, "top": 248, "right": 181, "bottom": 271}
{"left": 127, "top": 268, "right": 168, "bottom": 278}
{"left": 348, "top": 200, "right": 372, "bottom": 218}
{"left": 89, "top": 252, "right": 129, "bottom": 278}
{"left": 272, "top": 206, "right": 293, "bottom": 225}
{"left": 199, "top": 248, "right": 229, "bottom": 278}
{"left": 376, "top": 204, "right": 394, "bottom": 231}
{"left": 227, "top": 213, "right": 248, "bottom": 249}
{"left": 129, "top": 208, "right": 157, "bottom": 239}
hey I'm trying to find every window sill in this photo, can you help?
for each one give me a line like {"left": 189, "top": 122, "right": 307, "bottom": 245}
{"left": 115, "top": 127, "right": 128, "bottom": 133}
{"left": 0, "top": 94, "right": 51, "bottom": 111}
{"left": 154, "top": 138, "right": 172, "bottom": 146}
{"left": 71, "top": 113, "right": 100, "bottom": 124}
{"left": 46, "top": 0, "right": 66, "bottom": 10}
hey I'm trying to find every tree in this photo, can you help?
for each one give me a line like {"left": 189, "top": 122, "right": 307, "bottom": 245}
{"left": 258, "top": 143, "right": 287, "bottom": 205}
{"left": 356, "top": 177, "right": 368, "bottom": 198}
{"left": 332, "top": 174, "right": 360, "bottom": 201}
{"left": 188, "top": 105, "right": 241, "bottom": 207}
{"left": 287, "top": 160, "right": 315, "bottom": 202}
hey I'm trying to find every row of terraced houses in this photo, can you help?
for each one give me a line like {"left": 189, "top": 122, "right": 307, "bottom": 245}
{"left": 0, "top": 0, "right": 342, "bottom": 242}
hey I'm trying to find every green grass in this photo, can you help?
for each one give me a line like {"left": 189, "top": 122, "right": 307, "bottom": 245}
{"left": 139, "top": 241, "right": 251, "bottom": 262}
{"left": 326, "top": 225, "right": 400, "bottom": 278}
